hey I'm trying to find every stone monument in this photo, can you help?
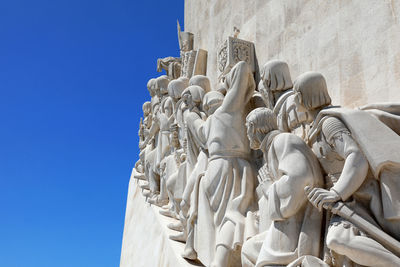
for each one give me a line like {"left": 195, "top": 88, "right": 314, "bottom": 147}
{"left": 121, "top": 1, "right": 400, "bottom": 266}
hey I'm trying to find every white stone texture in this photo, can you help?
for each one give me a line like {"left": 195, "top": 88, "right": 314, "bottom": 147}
{"left": 184, "top": 0, "right": 400, "bottom": 106}
{"left": 120, "top": 177, "right": 203, "bottom": 267}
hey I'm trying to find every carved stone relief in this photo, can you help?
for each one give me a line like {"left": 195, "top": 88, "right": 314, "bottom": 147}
{"left": 127, "top": 28, "right": 400, "bottom": 267}
{"left": 217, "top": 35, "right": 255, "bottom": 80}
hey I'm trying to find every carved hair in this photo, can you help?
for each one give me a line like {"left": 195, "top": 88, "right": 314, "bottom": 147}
{"left": 293, "top": 72, "right": 331, "bottom": 110}
{"left": 147, "top": 78, "right": 156, "bottom": 97}
{"left": 246, "top": 107, "right": 278, "bottom": 134}
{"left": 260, "top": 60, "right": 293, "bottom": 92}
{"left": 142, "top": 101, "right": 151, "bottom": 114}
{"left": 168, "top": 79, "right": 187, "bottom": 100}
{"left": 178, "top": 76, "right": 189, "bottom": 88}
{"left": 156, "top": 75, "right": 170, "bottom": 95}
{"left": 189, "top": 75, "right": 211, "bottom": 93}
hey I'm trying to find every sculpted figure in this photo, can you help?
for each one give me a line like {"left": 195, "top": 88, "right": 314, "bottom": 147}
{"left": 167, "top": 77, "right": 189, "bottom": 104}
{"left": 241, "top": 108, "right": 324, "bottom": 267}
{"left": 148, "top": 96, "right": 174, "bottom": 206}
{"left": 157, "top": 56, "right": 181, "bottom": 79}
{"left": 294, "top": 72, "right": 400, "bottom": 267}
{"left": 137, "top": 78, "right": 161, "bottom": 197}
{"left": 165, "top": 85, "right": 206, "bottom": 240}
{"left": 155, "top": 77, "right": 190, "bottom": 216}
{"left": 167, "top": 77, "right": 189, "bottom": 151}
{"left": 180, "top": 90, "right": 225, "bottom": 259}
{"left": 258, "top": 60, "right": 293, "bottom": 110}
{"left": 185, "top": 61, "right": 257, "bottom": 267}
{"left": 180, "top": 85, "right": 206, "bottom": 183}
{"left": 140, "top": 76, "right": 170, "bottom": 201}
{"left": 189, "top": 75, "right": 211, "bottom": 93}
{"left": 134, "top": 101, "right": 152, "bottom": 179}
{"left": 258, "top": 60, "right": 309, "bottom": 136}
{"left": 158, "top": 123, "right": 185, "bottom": 218}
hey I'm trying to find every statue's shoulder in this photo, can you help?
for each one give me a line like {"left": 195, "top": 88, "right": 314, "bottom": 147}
{"left": 274, "top": 132, "right": 305, "bottom": 147}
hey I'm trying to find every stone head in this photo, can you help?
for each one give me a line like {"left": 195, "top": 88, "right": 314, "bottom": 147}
{"left": 181, "top": 85, "right": 205, "bottom": 110}
{"left": 259, "top": 60, "right": 293, "bottom": 108}
{"left": 155, "top": 75, "right": 170, "bottom": 97}
{"left": 293, "top": 72, "right": 331, "bottom": 112}
{"left": 147, "top": 78, "right": 157, "bottom": 97}
{"left": 167, "top": 78, "right": 188, "bottom": 101}
{"left": 246, "top": 107, "right": 278, "bottom": 150}
{"left": 142, "top": 101, "right": 152, "bottom": 117}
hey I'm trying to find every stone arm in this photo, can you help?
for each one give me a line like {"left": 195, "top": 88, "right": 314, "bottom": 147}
{"left": 307, "top": 117, "right": 371, "bottom": 211}
{"left": 267, "top": 137, "right": 318, "bottom": 221}
{"left": 329, "top": 132, "right": 369, "bottom": 201}
{"left": 140, "top": 114, "right": 160, "bottom": 149}
{"left": 221, "top": 61, "right": 255, "bottom": 113}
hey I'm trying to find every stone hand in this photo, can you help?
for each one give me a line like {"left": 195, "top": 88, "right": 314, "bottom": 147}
{"left": 304, "top": 186, "right": 340, "bottom": 212}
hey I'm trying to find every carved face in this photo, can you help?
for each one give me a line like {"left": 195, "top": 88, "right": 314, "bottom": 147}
{"left": 142, "top": 104, "right": 151, "bottom": 117}
{"left": 246, "top": 121, "right": 261, "bottom": 150}
{"left": 154, "top": 84, "right": 161, "bottom": 98}
{"left": 294, "top": 91, "right": 307, "bottom": 113}
{"left": 182, "top": 91, "right": 194, "bottom": 110}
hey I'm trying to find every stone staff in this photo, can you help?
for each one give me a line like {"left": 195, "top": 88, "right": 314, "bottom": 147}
{"left": 324, "top": 201, "right": 400, "bottom": 258}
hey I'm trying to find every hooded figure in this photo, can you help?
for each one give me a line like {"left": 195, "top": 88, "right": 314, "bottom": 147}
{"left": 258, "top": 60, "right": 309, "bottom": 136}
{"left": 258, "top": 60, "right": 293, "bottom": 110}
{"left": 184, "top": 61, "right": 257, "bottom": 267}
{"left": 242, "top": 108, "right": 324, "bottom": 267}
{"left": 294, "top": 72, "right": 400, "bottom": 267}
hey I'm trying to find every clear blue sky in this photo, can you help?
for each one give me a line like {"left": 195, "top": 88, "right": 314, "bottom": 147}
{"left": 0, "top": 1, "right": 183, "bottom": 266}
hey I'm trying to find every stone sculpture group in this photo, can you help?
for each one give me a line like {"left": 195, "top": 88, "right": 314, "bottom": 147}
{"left": 132, "top": 26, "right": 400, "bottom": 267}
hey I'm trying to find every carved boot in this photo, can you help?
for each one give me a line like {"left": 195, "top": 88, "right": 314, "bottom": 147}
{"left": 161, "top": 203, "right": 171, "bottom": 210}
{"left": 169, "top": 231, "right": 186, "bottom": 242}
{"left": 182, "top": 230, "right": 197, "bottom": 260}
{"left": 182, "top": 247, "right": 197, "bottom": 260}
{"left": 159, "top": 208, "right": 176, "bottom": 218}
{"left": 140, "top": 181, "right": 150, "bottom": 190}
{"left": 167, "top": 221, "right": 183, "bottom": 232}
{"left": 147, "top": 195, "right": 168, "bottom": 207}
{"left": 133, "top": 171, "right": 146, "bottom": 181}
{"left": 142, "top": 189, "right": 151, "bottom": 198}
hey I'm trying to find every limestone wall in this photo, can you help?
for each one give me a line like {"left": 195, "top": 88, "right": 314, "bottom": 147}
{"left": 185, "top": 0, "right": 400, "bottom": 107}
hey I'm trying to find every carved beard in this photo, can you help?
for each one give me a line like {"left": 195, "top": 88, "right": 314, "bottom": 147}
{"left": 248, "top": 131, "right": 261, "bottom": 150}
{"left": 251, "top": 137, "right": 261, "bottom": 150}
